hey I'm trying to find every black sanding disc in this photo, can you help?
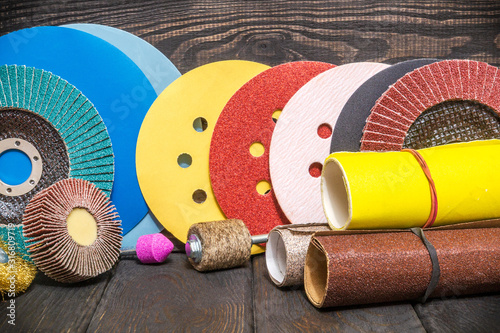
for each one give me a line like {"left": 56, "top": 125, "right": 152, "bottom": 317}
{"left": 330, "top": 59, "right": 439, "bottom": 153}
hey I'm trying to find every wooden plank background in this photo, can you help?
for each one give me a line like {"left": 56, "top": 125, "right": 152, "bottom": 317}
{"left": 1, "top": 0, "right": 499, "bottom": 73}
{"left": 0, "top": 1, "right": 499, "bottom": 332}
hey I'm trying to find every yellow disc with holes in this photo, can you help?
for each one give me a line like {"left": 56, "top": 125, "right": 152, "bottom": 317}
{"left": 137, "top": 61, "right": 269, "bottom": 254}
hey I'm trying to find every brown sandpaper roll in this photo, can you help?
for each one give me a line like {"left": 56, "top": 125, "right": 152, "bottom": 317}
{"left": 304, "top": 220, "right": 500, "bottom": 308}
{"left": 266, "top": 223, "right": 331, "bottom": 287}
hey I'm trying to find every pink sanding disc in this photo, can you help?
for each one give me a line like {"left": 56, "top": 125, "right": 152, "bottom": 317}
{"left": 136, "top": 233, "right": 174, "bottom": 264}
{"left": 210, "top": 61, "right": 334, "bottom": 235}
{"left": 269, "top": 63, "right": 389, "bottom": 224}
{"left": 361, "top": 60, "right": 500, "bottom": 151}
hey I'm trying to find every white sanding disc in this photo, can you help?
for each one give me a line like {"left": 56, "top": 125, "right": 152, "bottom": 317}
{"left": 269, "top": 62, "right": 389, "bottom": 224}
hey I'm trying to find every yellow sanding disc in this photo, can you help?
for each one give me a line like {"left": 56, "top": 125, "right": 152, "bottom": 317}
{"left": 137, "top": 60, "right": 269, "bottom": 254}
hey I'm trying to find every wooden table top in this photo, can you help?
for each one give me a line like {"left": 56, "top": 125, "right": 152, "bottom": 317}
{"left": 1, "top": 1, "right": 499, "bottom": 332}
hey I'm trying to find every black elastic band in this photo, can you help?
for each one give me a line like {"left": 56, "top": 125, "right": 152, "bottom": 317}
{"left": 411, "top": 227, "right": 441, "bottom": 303}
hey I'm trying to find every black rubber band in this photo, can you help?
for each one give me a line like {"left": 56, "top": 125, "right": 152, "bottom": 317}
{"left": 411, "top": 227, "right": 441, "bottom": 303}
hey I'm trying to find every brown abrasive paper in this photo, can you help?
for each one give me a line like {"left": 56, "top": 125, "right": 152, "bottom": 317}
{"left": 266, "top": 223, "right": 331, "bottom": 287}
{"left": 304, "top": 220, "right": 500, "bottom": 308}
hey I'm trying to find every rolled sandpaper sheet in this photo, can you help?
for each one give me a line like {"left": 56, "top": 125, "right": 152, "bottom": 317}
{"left": 322, "top": 139, "right": 500, "bottom": 230}
{"left": 265, "top": 223, "right": 330, "bottom": 287}
{"left": 304, "top": 221, "right": 500, "bottom": 308}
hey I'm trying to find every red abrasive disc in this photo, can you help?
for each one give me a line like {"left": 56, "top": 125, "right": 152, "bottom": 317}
{"left": 210, "top": 61, "right": 334, "bottom": 236}
{"left": 361, "top": 60, "right": 500, "bottom": 151}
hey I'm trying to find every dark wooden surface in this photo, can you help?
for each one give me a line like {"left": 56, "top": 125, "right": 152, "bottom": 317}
{"left": 0, "top": 1, "right": 499, "bottom": 332}
{"left": 0, "top": 0, "right": 499, "bottom": 73}
{"left": 1, "top": 254, "right": 499, "bottom": 332}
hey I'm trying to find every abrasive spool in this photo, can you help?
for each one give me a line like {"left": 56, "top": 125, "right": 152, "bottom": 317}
{"left": 22, "top": 178, "right": 122, "bottom": 283}
{"left": 186, "top": 219, "right": 267, "bottom": 272}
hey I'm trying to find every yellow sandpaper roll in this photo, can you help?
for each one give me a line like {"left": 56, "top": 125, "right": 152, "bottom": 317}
{"left": 321, "top": 140, "right": 500, "bottom": 230}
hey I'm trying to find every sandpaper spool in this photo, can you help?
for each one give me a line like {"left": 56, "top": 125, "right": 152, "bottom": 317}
{"left": 186, "top": 219, "right": 268, "bottom": 272}
{"left": 22, "top": 178, "right": 122, "bottom": 283}
{"left": 360, "top": 60, "right": 500, "bottom": 151}
{"left": 265, "top": 223, "right": 331, "bottom": 287}
{"left": 304, "top": 221, "right": 500, "bottom": 308}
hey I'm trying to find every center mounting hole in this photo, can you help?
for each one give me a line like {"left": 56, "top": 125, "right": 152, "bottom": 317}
{"left": 192, "top": 189, "right": 207, "bottom": 204}
{"left": 256, "top": 180, "right": 271, "bottom": 195}
{"left": 0, "top": 149, "right": 32, "bottom": 186}
{"left": 250, "top": 142, "right": 265, "bottom": 157}
{"left": 177, "top": 153, "right": 192, "bottom": 168}
{"left": 193, "top": 117, "right": 208, "bottom": 132}
{"left": 317, "top": 123, "right": 332, "bottom": 139}
{"left": 66, "top": 208, "right": 98, "bottom": 246}
{"left": 272, "top": 110, "right": 282, "bottom": 123}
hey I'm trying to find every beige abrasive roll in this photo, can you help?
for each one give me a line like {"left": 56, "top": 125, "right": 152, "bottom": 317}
{"left": 187, "top": 219, "right": 252, "bottom": 272}
{"left": 266, "top": 223, "right": 331, "bottom": 287}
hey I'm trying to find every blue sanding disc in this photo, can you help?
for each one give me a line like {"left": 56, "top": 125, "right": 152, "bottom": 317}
{"left": 62, "top": 24, "right": 181, "bottom": 247}
{"left": 64, "top": 23, "right": 180, "bottom": 96}
{"left": 0, "top": 26, "right": 157, "bottom": 234}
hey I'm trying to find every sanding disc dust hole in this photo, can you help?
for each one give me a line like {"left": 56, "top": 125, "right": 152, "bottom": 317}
{"left": 256, "top": 180, "right": 271, "bottom": 195}
{"left": 250, "top": 142, "right": 265, "bottom": 157}
{"left": 317, "top": 123, "right": 332, "bottom": 139}
{"left": 192, "top": 189, "right": 207, "bottom": 204}
{"left": 193, "top": 117, "right": 208, "bottom": 132}
{"left": 272, "top": 110, "right": 282, "bottom": 123}
{"left": 309, "top": 162, "right": 323, "bottom": 178}
{"left": 177, "top": 153, "right": 192, "bottom": 168}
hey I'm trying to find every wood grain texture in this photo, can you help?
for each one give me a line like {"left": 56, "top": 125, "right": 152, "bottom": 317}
{"left": 87, "top": 253, "right": 253, "bottom": 332}
{"left": 0, "top": 270, "right": 111, "bottom": 332}
{"left": 252, "top": 254, "right": 426, "bottom": 332}
{"left": 413, "top": 294, "right": 500, "bottom": 333}
{"left": 0, "top": 0, "right": 498, "bottom": 74}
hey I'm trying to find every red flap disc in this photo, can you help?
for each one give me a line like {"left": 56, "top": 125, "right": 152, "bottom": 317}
{"left": 210, "top": 61, "right": 334, "bottom": 235}
{"left": 361, "top": 60, "right": 500, "bottom": 151}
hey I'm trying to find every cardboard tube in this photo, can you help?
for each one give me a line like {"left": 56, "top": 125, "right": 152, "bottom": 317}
{"left": 322, "top": 139, "right": 500, "bottom": 230}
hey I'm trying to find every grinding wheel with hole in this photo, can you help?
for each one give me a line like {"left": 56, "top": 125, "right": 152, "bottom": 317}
{"left": 330, "top": 59, "right": 438, "bottom": 153}
{"left": 0, "top": 65, "right": 113, "bottom": 261}
{"left": 0, "top": 65, "right": 113, "bottom": 223}
{"left": 23, "top": 178, "right": 122, "bottom": 283}
{"left": 361, "top": 60, "right": 500, "bottom": 151}
{"left": 137, "top": 61, "right": 269, "bottom": 254}
{"left": 0, "top": 26, "right": 157, "bottom": 235}
{"left": 210, "top": 62, "right": 334, "bottom": 235}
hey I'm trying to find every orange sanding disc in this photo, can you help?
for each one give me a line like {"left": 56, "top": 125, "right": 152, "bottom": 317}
{"left": 209, "top": 61, "right": 334, "bottom": 236}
